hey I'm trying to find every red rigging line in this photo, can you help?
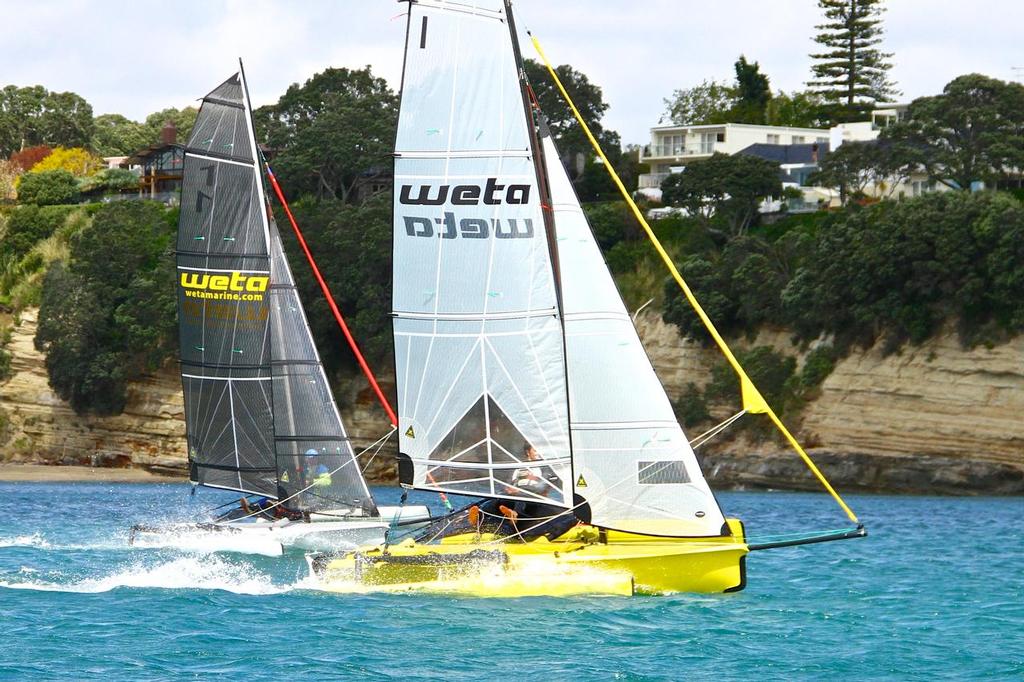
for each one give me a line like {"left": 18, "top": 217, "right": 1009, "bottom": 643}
{"left": 263, "top": 164, "right": 399, "bottom": 429}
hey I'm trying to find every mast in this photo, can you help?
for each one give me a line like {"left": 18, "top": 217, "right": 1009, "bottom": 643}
{"left": 502, "top": 0, "right": 580, "bottom": 515}
{"left": 239, "top": 60, "right": 376, "bottom": 515}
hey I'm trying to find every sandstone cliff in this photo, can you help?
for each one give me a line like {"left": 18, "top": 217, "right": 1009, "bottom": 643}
{"left": 0, "top": 308, "right": 400, "bottom": 481}
{"left": 2, "top": 307, "right": 1021, "bottom": 493}
{"left": 634, "top": 312, "right": 1024, "bottom": 494}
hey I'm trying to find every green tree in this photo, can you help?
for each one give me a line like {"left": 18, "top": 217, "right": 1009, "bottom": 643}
{"left": 581, "top": 200, "right": 641, "bottom": 250}
{"left": 523, "top": 59, "right": 621, "bottom": 182}
{"left": 91, "top": 114, "right": 150, "bottom": 156}
{"left": 0, "top": 85, "right": 48, "bottom": 155}
{"left": 663, "top": 80, "right": 736, "bottom": 125}
{"left": 35, "top": 201, "right": 176, "bottom": 415}
{"left": 0, "top": 205, "right": 74, "bottom": 260}
{"left": 660, "top": 153, "right": 782, "bottom": 235}
{"left": 38, "top": 91, "right": 94, "bottom": 149}
{"left": 731, "top": 56, "right": 771, "bottom": 124}
{"left": 781, "top": 192, "right": 1024, "bottom": 349}
{"left": 275, "top": 192, "right": 395, "bottom": 373}
{"left": 255, "top": 67, "right": 397, "bottom": 203}
{"left": 765, "top": 90, "right": 827, "bottom": 128}
{"left": 16, "top": 169, "right": 80, "bottom": 206}
{"left": 144, "top": 107, "right": 197, "bottom": 145}
{"left": 808, "top": 139, "right": 918, "bottom": 203}
{"left": 0, "top": 86, "right": 94, "bottom": 155}
{"left": 808, "top": 0, "right": 898, "bottom": 122}
{"left": 883, "top": 74, "right": 1024, "bottom": 191}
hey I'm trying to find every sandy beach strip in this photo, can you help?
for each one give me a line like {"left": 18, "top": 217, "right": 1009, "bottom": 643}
{"left": 0, "top": 463, "right": 187, "bottom": 483}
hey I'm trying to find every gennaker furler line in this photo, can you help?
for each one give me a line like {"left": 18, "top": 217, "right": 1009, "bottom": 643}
{"left": 129, "top": 62, "right": 431, "bottom": 556}
{"left": 305, "top": 0, "right": 865, "bottom": 596}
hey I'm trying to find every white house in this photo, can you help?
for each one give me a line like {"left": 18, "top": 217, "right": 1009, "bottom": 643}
{"left": 638, "top": 123, "right": 831, "bottom": 195}
{"left": 637, "top": 105, "right": 944, "bottom": 205}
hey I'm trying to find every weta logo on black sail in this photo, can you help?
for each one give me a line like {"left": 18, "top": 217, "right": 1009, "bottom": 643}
{"left": 399, "top": 177, "right": 535, "bottom": 240}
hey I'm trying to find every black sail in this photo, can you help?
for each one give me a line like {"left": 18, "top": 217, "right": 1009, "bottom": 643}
{"left": 177, "top": 72, "right": 277, "bottom": 497}
{"left": 268, "top": 222, "right": 377, "bottom": 514}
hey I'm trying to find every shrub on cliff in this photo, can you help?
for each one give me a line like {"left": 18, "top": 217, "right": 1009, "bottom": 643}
{"left": 0, "top": 204, "right": 75, "bottom": 262}
{"left": 661, "top": 191, "right": 1024, "bottom": 352}
{"left": 0, "top": 208, "right": 90, "bottom": 310}
{"left": 16, "top": 169, "right": 80, "bottom": 206}
{"left": 782, "top": 191, "right": 1024, "bottom": 349}
{"left": 35, "top": 201, "right": 175, "bottom": 415}
{"left": 0, "top": 325, "right": 12, "bottom": 381}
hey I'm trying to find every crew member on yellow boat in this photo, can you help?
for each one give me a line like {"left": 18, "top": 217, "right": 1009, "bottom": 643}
{"left": 510, "top": 444, "right": 561, "bottom": 498}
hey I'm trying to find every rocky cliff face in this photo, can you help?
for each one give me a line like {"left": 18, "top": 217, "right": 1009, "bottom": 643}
{"left": 0, "top": 308, "right": 187, "bottom": 475}
{"left": 634, "top": 312, "right": 1024, "bottom": 494}
{"left": 2, "top": 307, "right": 1021, "bottom": 493}
{"left": 0, "top": 308, "right": 401, "bottom": 481}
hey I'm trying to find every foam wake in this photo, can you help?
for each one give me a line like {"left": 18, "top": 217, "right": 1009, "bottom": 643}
{"left": 0, "top": 533, "right": 52, "bottom": 549}
{"left": 129, "top": 526, "right": 284, "bottom": 557}
{"left": 0, "top": 555, "right": 290, "bottom": 595}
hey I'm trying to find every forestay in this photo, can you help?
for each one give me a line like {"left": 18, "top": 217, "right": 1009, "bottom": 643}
{"left": 393, "top": 0, "right": 572, "bottom": 505}
{"left": 541, "top": 130, "right": 726, "bottom": 537}
{"left": 267, "top": 222, "right": 376, "bottom": 514}
{"left": 177, "top": 72, "right": 276, "bottom": 497}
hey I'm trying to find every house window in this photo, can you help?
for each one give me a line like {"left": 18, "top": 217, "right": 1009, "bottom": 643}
{"left": 716, "top": 132, "right": 726, "bottom": 142}
{"left": 792, "top": 135, "right": 805, "bottom": 144}
{"left": 767, "top": 134, "right": 780, "bottom": 144}
{"left": 659, "top": 134, "right": 683, "bottom": 156}
{"left": 817, "top": 137, "right": 829, "bottom": 143}
{"left": 700, "top": 132, "right": 716, "bottom": 154}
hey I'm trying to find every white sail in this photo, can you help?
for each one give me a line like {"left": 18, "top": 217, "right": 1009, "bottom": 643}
{"left": 541, "top": 131, "right": 727, "bottom": 537}
{"left": 393, "top": 0, "right": 572, "bottom": 505}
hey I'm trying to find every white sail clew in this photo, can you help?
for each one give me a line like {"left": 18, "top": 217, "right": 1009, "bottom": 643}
{"left": 541, "top": 132, "right": 726, "bottom": 536}
{"left": 393, "top": 0, "right": 572, "bottom": 505}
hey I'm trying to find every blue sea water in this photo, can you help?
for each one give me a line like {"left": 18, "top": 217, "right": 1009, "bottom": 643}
{"left": 0, "top": 482, "right": 1021, "bottom": 680}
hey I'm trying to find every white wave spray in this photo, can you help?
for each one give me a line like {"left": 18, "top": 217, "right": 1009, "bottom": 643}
{"left": 0, "top": 555, "right": 291, "bottom": 595}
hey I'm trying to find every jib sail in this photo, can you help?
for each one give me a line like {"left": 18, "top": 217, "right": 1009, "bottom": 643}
{"left": 540, "top": 129, "right": 727, "bottom": 537}
{"left": 268, "top": 221, "right": 376, "bottom": 514}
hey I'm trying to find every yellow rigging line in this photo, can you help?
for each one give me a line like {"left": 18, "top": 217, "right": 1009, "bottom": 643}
{"left": 529, "top": 33, "right": 859, "bottom": 524}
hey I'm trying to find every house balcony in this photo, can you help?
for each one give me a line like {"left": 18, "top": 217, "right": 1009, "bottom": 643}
{"left": 640, "top": 142, "right": 719, "bottom": 162}
{"left": 638, "top": 172, "right": 670, "bottom": 189}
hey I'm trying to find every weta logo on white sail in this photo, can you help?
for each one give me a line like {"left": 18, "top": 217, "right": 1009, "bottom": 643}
{"left": 403, "top": 213, "right": 534, "bottom": 240}
{"left": 399, "top": 177, "right": 536, "bottom": 240}
{"left": 399, "top": 178, "right": 530, "bottom": 206}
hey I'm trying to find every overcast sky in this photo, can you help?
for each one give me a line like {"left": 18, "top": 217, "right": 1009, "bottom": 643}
{"left": 1, "top": 1, "right": 1021, "bottom": 145}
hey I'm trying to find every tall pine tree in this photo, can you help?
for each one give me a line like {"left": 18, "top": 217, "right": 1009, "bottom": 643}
{"left": 808, "top": 0, "right": 898, "bottom": 123}
{"left": 732, "top": 56, "right": 772, "bottom": 124}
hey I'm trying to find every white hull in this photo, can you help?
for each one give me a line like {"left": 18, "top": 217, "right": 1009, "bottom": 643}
{"left": 129, "top": 505, "right": 431, "bottom": 557}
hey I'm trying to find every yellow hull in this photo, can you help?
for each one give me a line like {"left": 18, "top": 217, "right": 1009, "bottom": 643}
{"left": 311, "top": 519, "right": 748, "bottom": 597}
